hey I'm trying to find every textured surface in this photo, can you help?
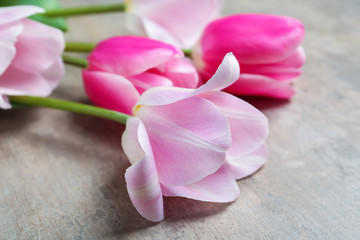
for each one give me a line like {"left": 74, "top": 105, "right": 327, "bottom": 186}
{"left": 1, "top": 0, "right": 360, "bottom": 239}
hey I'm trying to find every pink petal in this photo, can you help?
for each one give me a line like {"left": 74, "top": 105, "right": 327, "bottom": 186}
{"left": 82, "top": 70, "right": 140, "bottom": 115}
{"left": 201, "top": 14, "right": 305, "bottom": 65}
{"left": 161, "top": 165, "right": 239, "bottom": 202}
{"left": 10, "top": 19, "right": 64, "bottom": 73}
{"left": 128, "top": 72, "right": 173, "bottom": 94}
{"left": 128, "top": 0, "right": 222, "bottom": 48}
{"left": 122, "top": 117, "right": 164, "bottom": 222}
{"left": 193, "top": 53, "right": 240, "bottom": 96}
{"left": 224, "top": 144, "right": 268, "bottom": 180}
{"left": 224, "top": 73, "right": 296, "bottom": 99}
{"left": 0, "top": 5, "right": 43, "bottom": 25}
{"left": 136, "top": 97, "right": 231, "bottom": 186}
{"left": 87, "top": 36, "right": 182, "bottom": 77}
{"left": 0, "top": 21, "right": 22, "bottom": 75}
{"left": 240, "top": 47, "right": 306, "bottom": 81}
{"left": 200, "top": 91, "right": 268, "bottom": 157}
{"left": 161, "top": 57, "right": 199, "bottom": 88}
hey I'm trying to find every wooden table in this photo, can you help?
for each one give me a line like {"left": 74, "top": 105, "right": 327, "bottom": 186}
{"left": 1, "top": 0, "right": 359, "bottom": 239}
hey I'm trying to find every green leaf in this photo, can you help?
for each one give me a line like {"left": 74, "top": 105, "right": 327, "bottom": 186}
{"left": 0, "top": 0, "right": 68, "bottom": 31}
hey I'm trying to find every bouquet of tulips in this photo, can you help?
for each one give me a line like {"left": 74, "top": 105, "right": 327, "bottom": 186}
{"left": 0, "top": 0, "right": 305, "bottom": 221}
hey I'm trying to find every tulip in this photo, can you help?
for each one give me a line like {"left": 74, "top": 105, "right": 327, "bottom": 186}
{"left": 83, "top": 36, "right": 199, "bottom": 115}
{"left": 193, "top": 14, "right": 305, "bottom": 99}
{"left": 0, "top": 6, "right": 64, "bottom": 109}
{"left": 122, "top": 53, "right": 268, "bottom": 221}
{"left": 125, "top": 0, "right": 222, "bottom": 49}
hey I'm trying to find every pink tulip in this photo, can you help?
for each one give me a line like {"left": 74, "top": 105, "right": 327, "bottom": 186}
{"left": 0, "top": 6, "right": 64, "bottom": 109}
{"left": 122, "top": 53, "right": 268, "bottom": 221}
{"left": 83, "top": 36, "right": 199, "bottom": 115}
{"left": 125, "top": 0, "right": 222, "bottom": 49}
{"left": 194, "top": 14, "right": 305, "bottom": 99}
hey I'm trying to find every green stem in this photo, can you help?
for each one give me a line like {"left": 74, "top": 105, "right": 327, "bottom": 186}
{"left": 62, "top": 54, "right": 88, "bottom": 68}
{"left": 42, "top": 3, "right": 126, "bottom": 17}
{"left": 64, "top": 41, "right": 193, "bottom": 57}
{"left": 65, "top": 42, "right": 96, "bottom": 52}
{"left": 9, "top": 96, "right": 130, "bottom": 124}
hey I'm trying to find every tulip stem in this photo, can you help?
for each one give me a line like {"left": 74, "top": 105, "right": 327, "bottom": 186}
{"left": 62, "top": 54, "right": 88, "bottom": 68}
{"left": 65, "top": 42, "right": 96, "bottom": 52}
{"left": 64, "top": 41, "right": 193, "bottom": 57}
{"left": 42, "top": 3, "right": 126, "bottom": 17}
{"left": 9, "top": 96, "right": 130, "bottom": 124}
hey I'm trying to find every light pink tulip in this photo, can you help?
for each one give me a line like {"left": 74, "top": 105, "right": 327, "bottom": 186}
{"left": 122, "top": 53, "right": 269, "bottom": 221}
{"left": 83, "top": 36, "right": 199, "bottom": 115}
{"left": 193, "top": 14, "right": 305, "bottom": 99}
{"left": 125, "top": 0, "right": 222, "bottom": 49}
{"left": 0, "top": 6, "right": 64, "bottom": 109}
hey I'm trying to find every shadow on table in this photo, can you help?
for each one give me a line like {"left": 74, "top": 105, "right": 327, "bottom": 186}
{"left": 240, "top": 96, "right": 291, "bottom": 111}
{"left": 0, "top": 108, "right": 38, "bottom": 133}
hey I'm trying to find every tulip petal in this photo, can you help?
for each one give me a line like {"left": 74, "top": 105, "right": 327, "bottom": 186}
{"left": 240, "top": 47, "right": 306, "bottom": 81}
{"left": 200, "top": 91, "right": 268, "bottom": 156}
{"left": 127, "top": 0, "right": 222, "bottom": 48}
{"left": 225, "top": 73, "right": 296, "bottom": 99}
{"left": 224, "top": 144, "right": 268, "bottom": 180}
{"left": 10, "top": 19, "right": 64, "bottom": 73}
{"left": 0, "top": 21, "right": 22, "bottom": 75}
{"left": 0, "top": 5, "right": 43, "bottom": 25}
{"left": 161, "top": 165, "right": 239, "bottom": 202}
{"left": 82, "top": 70, "right": 140, "bottom": 115}
{"left": 128, "top": 72, "right": 173, "bottom": 94}
{"left": 136, "top": 97, "right": 231, "bottom": 186}
{"left": 201, "top": 14, "right": 305, "bottom": 65}
{"left": 193, "top": 53, "right": 240, "bottom": 95}
{"left": 122, "top": 117, "right": 164, "bottom": 222}
{"left": 161, "top": 57, "right": 199, "bottom": 88}
{"left": 87, "top": 36, "right": 182, "bottom": 77}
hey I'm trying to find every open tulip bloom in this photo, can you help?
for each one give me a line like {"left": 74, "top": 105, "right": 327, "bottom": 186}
{"left": 122, "top": 53, "right": 269, "bottom": 221}
{"left": 0, "top": 5, "right": 64, "bottom": 109}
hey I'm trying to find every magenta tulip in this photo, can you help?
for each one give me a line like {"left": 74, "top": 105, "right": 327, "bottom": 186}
{"left": 194, "top": 14, "right": 305, "bottom": 99}
{"left": 83, "top": 36, "right": 199, "bottom": 115}
{"left": 0, "top": 6, "right": 64, "bottom": 109}
{"left": 125, "top": 0, "right": 222, "bottom": 48}
{"left": 122, "top": 53, "right": 269, "bottom": 221}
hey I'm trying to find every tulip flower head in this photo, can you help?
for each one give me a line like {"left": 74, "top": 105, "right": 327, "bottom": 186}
{"left": 0, "top": 6, "right": 64, "bottom": 109}
{"left": 122, "top": 53, "right": 269, "bottom": 221}
{"left": 83, "top": 36, "right": 199, "bottom": 115}
{"left": 125, "top": 0, "right": 222, "bottom": 49}
{"left": 194, "top": 14, "right": 305, "bottom": 99}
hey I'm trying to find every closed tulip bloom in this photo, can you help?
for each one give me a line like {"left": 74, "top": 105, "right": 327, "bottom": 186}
{"left": 122, "top": 53, "right": 268, "bottom": 221}
{"left": 194, "top": 14, "right": 305, "bottom": 99}
{"left": 125, "top": 0, "right": 222, "bottom": 49}
{"left": 0, "top": 6, "right": 64, "bottom": 109}
{"left": 83, "top": 36, "right": 199, "bottom": 115}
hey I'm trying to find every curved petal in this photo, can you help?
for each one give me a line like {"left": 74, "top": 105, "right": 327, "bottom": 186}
{"left": 87, "top": 36, "right": 182, "bottom": 77}
{"left": 122, "top": 117, "right": 164, "bottom": 222}
{"left": 200, "top": 91, "right": 268, "bottom": 156}
{"left": 0, "top": 5, "right": 43, "bottom": 25}
{"left": 128, "top": 72, "right": 173, "bottom": 94}
{"left": 161, "top": 57, "right": 199, "bottom": 88}
{"left": 240, "top": 47, "right": 306, "bottom": 81}
{"left": 82, "top": 70, "right": 140, "bottom": 115}
{"left": 193, "top": 53, "right": 240, "bottom": 95}
{"left": 10, "top": 19, "right": 64, "bottom": 73}
{"left": 224, "top": 74, "right": 296, "bottom": 99}
{"left": 128, "top": 0, "right": 222, "bottom": 48}
{"left": 0, "top": 21, "right": 22, "bottom": 75}
{"left": 136, "top": 96, "right": 231, "bottom": 186}
{"left": 135, "top": 52, "right": 239, "bottom": 107}
{"left": 225, "top": 144, "right": 268, "bottom": 180}
{"left": 161, "top": 165, "right": 239, "bottom": 202}
{"left": 201, "top": 14, "right": 305, "bottom": 65}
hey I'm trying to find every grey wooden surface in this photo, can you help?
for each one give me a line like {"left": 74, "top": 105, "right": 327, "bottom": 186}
{"left": 1, "top": 0, "right": 359, "bottom": 239}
